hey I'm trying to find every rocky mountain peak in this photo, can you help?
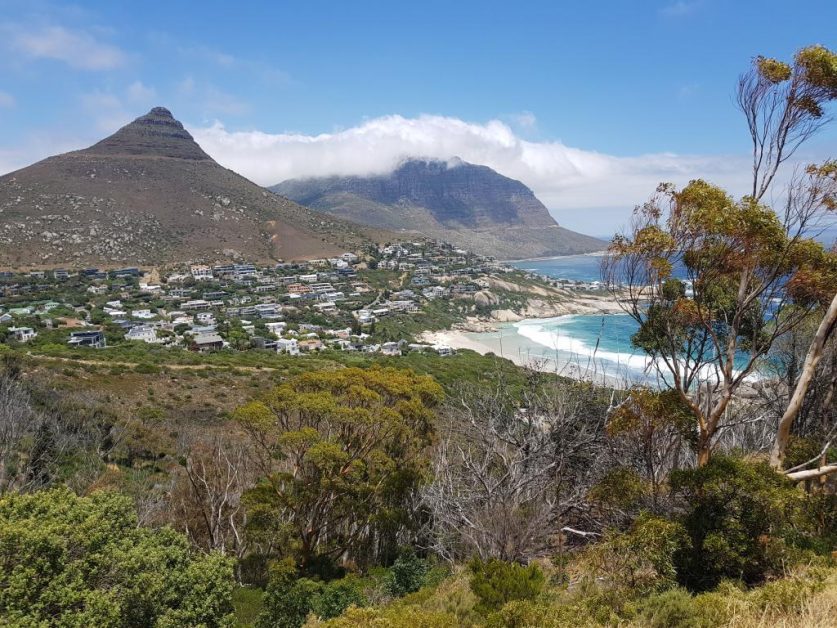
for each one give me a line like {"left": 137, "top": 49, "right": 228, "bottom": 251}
{"left": 81, "top": 106, "right": 211, "bottom": 161}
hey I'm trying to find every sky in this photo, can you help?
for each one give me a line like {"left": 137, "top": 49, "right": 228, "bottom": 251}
{"left": 0, "top": 0, "right": 835, "bottom": 236}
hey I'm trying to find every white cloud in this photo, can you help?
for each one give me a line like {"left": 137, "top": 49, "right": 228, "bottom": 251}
{"left": 79, "top": 82, "right": 158, "bottom": 133}
{"left": 11, "top": 25, "right": 127, "bottom": 70}
{"left": 189, "top": 113, "right": 753, "bottom": 214}
{"left": 0, "top": 91, "right": 14, "bottom": 108}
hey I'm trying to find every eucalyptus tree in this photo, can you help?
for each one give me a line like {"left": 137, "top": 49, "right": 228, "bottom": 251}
{"left": 603, "top": 46, "right": 837, "bottom": 467}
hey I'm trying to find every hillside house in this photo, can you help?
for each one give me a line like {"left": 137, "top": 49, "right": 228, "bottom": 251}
{"left": 276, "top": 338, "right": 299, "bottom": 355}
{"left": 191, "top": 332, "right": 224, "bottom": 352}
{"left": 9, "top": 326, "right": 37, "bottom": 343}
{"left": 68, "top": 330, "right": 106, "bottom": 348}
{"left": 126, "top": 325, "right": 159, "bottom": 344}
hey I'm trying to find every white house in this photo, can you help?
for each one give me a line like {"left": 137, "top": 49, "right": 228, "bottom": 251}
{"left": 276, "top": 338, "right": 299, "bottom": 355}
{"left": 265, "top": 321, "right": 287, "bottom": 335}
{"left": 190, "top": 265, "right": 214, "bottom": 281}
{"left": 126, "top": 325, "right": 159, "bottom": 344}
{"left": 9, "top": 326, "right": 37, "bottom": 343}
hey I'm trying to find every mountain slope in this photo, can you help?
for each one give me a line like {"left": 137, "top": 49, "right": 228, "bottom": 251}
{"left": 273, "top": 158, "right": 605, "bottom": 259}
{"left": 0, "top": 107, "right": 389, "bottom": 267}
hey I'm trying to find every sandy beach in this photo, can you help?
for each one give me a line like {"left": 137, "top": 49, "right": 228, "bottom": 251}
{"left": 419, "top": 318, "right": 640, "bottom": 386}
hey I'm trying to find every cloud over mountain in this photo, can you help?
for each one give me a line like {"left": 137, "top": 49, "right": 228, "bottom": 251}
{"left": 191, "top": 114, "right": 752, "bottom": 214}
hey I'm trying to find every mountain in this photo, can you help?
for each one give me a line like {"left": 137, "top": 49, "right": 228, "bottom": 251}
{"left": 272, "top": 158, "right": 605, "bottom": 259}
{"left": 0, "top": 107, "right": 390, "bottom": 267}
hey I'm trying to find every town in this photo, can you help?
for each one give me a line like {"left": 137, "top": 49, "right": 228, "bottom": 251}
{"left": 1, "top": 240, "right": 602, "bottom": 360}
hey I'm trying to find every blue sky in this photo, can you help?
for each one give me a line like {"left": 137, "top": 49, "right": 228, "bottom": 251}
{"left": 1, "top": 0, "right": 835, "bottom": 234}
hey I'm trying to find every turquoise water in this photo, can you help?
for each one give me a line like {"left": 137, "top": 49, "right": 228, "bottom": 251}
{"left": 495, "top": 256, "right": 753, "bottom": 383}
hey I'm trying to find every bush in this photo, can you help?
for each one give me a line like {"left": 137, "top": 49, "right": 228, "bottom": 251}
{"left": 257, "top": 561, "right": 365, "bottom": 627}
{"left": 637, "top": 588, "right": 712, "bottom": 628}
{"left": 670, "top": 454, "right": 813, "bottom": 591}
{"left": 0, "top": 487, "right": 235, "bottom": 627}
{"left": 313, "top": 605, "right": 456, "bottom": 627}
{"left": 386, "top": 551, "right": 430, "bottom": 597}
{"left": 311, "top": 579, "right": 366, "bottom": 620}
{"left": 257, "top": 559, "right": 319, "bottom": 628}
{"left": 579, "top": 514, "right": 689, "bottom": 593}
{"left": 468, "top": 558, "right": 545, "bottom": 614}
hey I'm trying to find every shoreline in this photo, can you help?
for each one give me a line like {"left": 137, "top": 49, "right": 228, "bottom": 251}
{"left": 419, "top": 314, "right": 640, "bottom": 387}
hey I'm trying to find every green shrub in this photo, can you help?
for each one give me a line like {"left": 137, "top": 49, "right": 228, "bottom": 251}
{"left": 637, "top": 588, "right": 712, "bottom": 628}
{"left": 257, "top": 559, "right": 320, "bottom": 628}
{"left": 386, "top": 551, "right": 430, "bottom": 597}
{"left": 468, "top": 558, "right": 545, "bottom": 614}
{"left": 670, "top": 454, "right": 812, "bottom": 591}
{"left": 579, "top": 514, "right": 689, "bottom": 593}
{"left": 749, "top": 567, "right": 828, "bottom": 614}
{"left": 588, "top": 466, "right": 649, "bottom": 511}
{"left": 311, "top": 579, "right": 366, "bottom": 619}
{"left": 315, "top": 605, "right": 456, "bottom": 627}
{"left": 0, "top": 487, "right": 235, "bottom": 627}
{"left": 257, "top": 561, "right": 366, "bottom": 627}
{"left": 232, "top": 586, "right": 264, "bottom": 627}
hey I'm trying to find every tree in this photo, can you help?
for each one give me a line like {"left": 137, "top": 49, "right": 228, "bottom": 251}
{"left": 422, "top": 378, "right": 607, "bottom": 562}
{"left": 603, "top": 46, "right": 837, "bottom": 467}
{"left": 234, "top": 366, "right": 442, "bottom": 572}
{"left": 0, "top": 487, "right": 235, "bottom": 627}
{"left": 170, "top": 434, "right": 253, "bottom": 565}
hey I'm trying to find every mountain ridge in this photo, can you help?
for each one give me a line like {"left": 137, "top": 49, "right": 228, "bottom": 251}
{"left": 272, "top": 159, "right": 605, "bottom": 259}
{"left": 0, "top": 107, "right": 390, "bottom": 268}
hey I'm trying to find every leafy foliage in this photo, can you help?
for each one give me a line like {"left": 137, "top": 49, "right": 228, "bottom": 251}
{"left": 236, "top": 366, "right": 442, "bottom": 574}
{"left": 580, "top": 514, "right": 689, "bottom": 593}
{"left": 385, "top": 550, "right": 430, "bottom": 597}
{"left": 256, "top": 559, "right": 366, "bottom": 628}
{"left": 0, "top": 487, "right": 235, "bottom": 627}
{"left": 670, "top": 455, "right": 817, "bottom": 591}
{"left": 468, "top": 558, "right": 545, "bottom": 614}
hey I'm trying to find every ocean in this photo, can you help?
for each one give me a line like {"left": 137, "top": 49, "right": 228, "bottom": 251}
{"left": 504, "top": 254, "right": 650, "bottom": 380}
{"left": 471, "top": 255, "right": 749, "bottom": 383}
{"left": 509, "top": 253, "right": 606, "bottom": 283}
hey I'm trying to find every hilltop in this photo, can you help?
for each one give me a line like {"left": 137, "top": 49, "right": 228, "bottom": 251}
{"left": 0, "top": 107, "right": 390, "bottom": 268}
{"left": 273, "top": 158, "right": 605, "bottom": 259}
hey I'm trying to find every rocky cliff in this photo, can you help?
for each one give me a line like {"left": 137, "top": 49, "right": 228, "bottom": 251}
{"left": 273, "top": 159, "right": 604, "bottom": 259}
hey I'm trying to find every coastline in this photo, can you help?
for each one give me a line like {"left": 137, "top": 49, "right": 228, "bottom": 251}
{"left": 419, "top": 314, "right": 641, "bottom": 387}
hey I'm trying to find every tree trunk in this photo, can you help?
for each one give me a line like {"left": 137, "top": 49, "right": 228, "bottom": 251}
{"left": 785, "top": 464, "right": 837, "bottom": 483}
{"left": 771, "top": 293, "right": 837, "bottom": 469}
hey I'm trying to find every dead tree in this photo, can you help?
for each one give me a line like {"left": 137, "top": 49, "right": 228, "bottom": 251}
{"left": 422, "top": 377, "right": 607, "bottom": 562}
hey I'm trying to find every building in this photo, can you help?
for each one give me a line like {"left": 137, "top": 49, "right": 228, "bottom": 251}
{"left": 191, "top": 332, "right": 224, "bottom": 352}
{"left": 125, "top": 325, "right": 159, "bottom": 344}
{"left": 182, "top": 299, "right": 211, "bottom": 311}
{"left": 190, "top": 265, "right": 214, "bottom": 281}
{"left": 68, "top": 330, "right": 106, "bottom": 348}
{"left": 9, "top": 326, "right": 37, "bottom": 343}
{"left": 275, "top": 338, "right": 299, "bottom": 355}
